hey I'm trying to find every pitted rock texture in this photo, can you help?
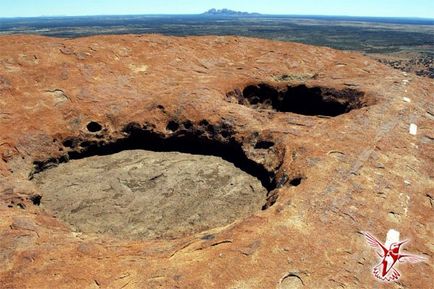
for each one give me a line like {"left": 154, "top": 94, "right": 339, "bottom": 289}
{"left": 33, "top": 150, "right": 267, "bottom": 240}
{"left": 0, "top": 34, "right": 433, "bottom": 289}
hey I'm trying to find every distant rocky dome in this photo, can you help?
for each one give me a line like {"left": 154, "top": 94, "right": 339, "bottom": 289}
{"left": 202, "top": 8, "right": 261, "bottom": 16}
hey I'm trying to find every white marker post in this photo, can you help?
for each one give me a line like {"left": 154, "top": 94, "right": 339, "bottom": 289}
{"left": 409, "top": 124, "right": 417, "bottom": 135}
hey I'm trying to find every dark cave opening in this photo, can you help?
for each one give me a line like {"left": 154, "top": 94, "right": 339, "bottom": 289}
{"left": 228, "top": 83, "right": 366, "bottom": 116}
{"left": 34, "top": 121, "right": 278, "bottom": 193}
{"left": 86, "top": 121, "right": 103, "bottom": 132}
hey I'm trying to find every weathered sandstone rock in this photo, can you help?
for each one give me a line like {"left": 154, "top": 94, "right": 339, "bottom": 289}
{"left": 0, "top": 34, "right": 432, "bottom": 288}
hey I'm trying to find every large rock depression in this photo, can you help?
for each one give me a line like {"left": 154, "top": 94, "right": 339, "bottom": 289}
{"left": 34, "top": 150, "right": 267, "bottom": 240}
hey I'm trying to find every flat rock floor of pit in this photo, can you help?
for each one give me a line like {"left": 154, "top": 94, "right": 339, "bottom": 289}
{"left": 33, "top": 150, "right": 267, "bottom": 240}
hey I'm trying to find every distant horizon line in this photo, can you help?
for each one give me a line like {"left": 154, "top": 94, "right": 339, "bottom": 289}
{"left": 0, "top": 13, "right": 433, "bottom": 20}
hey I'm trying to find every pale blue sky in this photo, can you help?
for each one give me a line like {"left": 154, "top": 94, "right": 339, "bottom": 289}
{"left": 1, "top": 0, "right": 433, "bottom": 18}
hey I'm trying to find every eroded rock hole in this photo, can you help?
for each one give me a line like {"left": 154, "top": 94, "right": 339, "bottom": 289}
{"left": 255, "top": 140, "right": 275, "bottom": 149}
{"left": 32, "top": 122, "right": 279, "bottom": 240}
{"left": 166, "top": 120, "right": 180, "bottom": 132}
{"left": 86, "top": 121, "right": 103, "bottom": 132}
{"left": 62, "top": 138, "right": 76, "bottom": 148}
{"left": 29, "top": 194, "right": 42, "bottom": 206}
{"left": 228, "top": 83, "right": 366, "bottom": 116}
{"left": 289, "top": 177, "right": 303, "bottom": 186}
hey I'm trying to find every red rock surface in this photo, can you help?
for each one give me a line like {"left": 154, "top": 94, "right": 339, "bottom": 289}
{"left": 0, "top": 34, "right": 433, "bottom": 288}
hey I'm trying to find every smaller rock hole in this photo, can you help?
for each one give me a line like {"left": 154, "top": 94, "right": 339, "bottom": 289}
{"left": 199, "top": 120, "right": 209, "bottom": 127}
{"left": 206, "top": 124, "right": 215, "bottom": 134}
{"left": 255, "top": 140, "right": 275, "bottom": 149}
{"left": 182, "top": 120, "right": 193, "bottom": 130}
{"left": 289, "top": 177, "right": 303, "bottom": 186}
{"left": 62, "top": 138, "right": 75, "bottom": 148}
{"left": 166, "top": 120, "right": 180, "bottom": 132}
{"left": 29, "top": 194, "right": 42, "bottom": 206}
{"left": 221, "top": 130, "right": 230, "bottom": 138}
{"left": 87, "top": 121, "right": 103, "bottom": 133}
